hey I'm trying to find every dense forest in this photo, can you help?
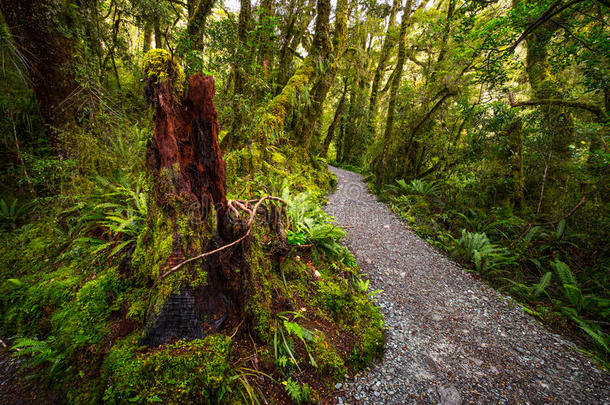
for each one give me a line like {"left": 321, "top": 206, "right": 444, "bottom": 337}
{"left": 0, "top": 0, "right": 608, "bottom": 403}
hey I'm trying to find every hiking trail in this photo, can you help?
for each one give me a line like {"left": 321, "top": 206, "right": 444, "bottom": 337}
{"left": 325, "top": 166, "right": 609, "bottom": 405}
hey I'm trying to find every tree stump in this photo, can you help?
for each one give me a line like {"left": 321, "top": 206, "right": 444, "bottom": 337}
{"left": 139, "top": 50, "right": 238, "bottom": 347}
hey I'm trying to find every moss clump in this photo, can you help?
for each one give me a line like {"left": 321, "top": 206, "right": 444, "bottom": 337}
{"left": 143, "top": 49, "right": 186, "bottom": 94}
{"left": 103, "top": 335, "right": 235, "bottom": 404}
{"left": 316, "top": 279, "right": 385, "bottom": 369}
{"left": 243, "top": 233, "right": 277, "bottom": 344}
{"left": 311, "top": 332, "right": 346, "bottom": 380}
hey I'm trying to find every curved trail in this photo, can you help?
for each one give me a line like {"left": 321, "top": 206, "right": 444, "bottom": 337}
{"left": 325, "top": 166, "right": 608, "bottom": 405}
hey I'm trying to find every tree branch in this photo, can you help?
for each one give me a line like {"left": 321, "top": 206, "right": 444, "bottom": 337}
{"left": 509, "top": 93, "right": 605, "bottom": 120}
{"left": 504, "top": 0, "right": 586, "bottom": 54}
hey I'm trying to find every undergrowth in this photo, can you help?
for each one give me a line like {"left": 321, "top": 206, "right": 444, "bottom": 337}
{"left": 0, "top": 120, "right": 384, "bottom": 403}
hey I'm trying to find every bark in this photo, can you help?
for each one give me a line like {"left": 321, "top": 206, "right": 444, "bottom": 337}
{"left": 322, "top": 80, "right": 348, "bottom": 157}
{"left": 336, "top": 115, "right": 345, "bottom": 163}
{"left": 367, "top": 0, "right": 400, "bottom": 139}
{"left": 376, "top": 0, "right": 414, "bottom": 187}
{"left": 275, "top": 0, "right": 314, "bottom": 91}
{"left": 154, "top": 19, "right": 164, "bottom": 49}
{"left": 143, "top": 23, "right": 153, "bottom": 52}
{"left": 256, "top": 0, "right": 275, "bottom": 78}
{"left": 0, "top": 0, "right": 81, "bottom": 153}
{"left": 146, "top": 74, "right": 228, "bottom": 232}
{"left": 430, "top": 0, "right": 455, "bottom": 82}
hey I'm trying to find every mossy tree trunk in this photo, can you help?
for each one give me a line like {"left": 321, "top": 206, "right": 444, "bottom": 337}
{"left": 143, "top": 23, "right": 153, "bottom": 53}
{"left": 256, "top": 0, "right": 275, "bottom": 80}
{"left": 222, "top": 0, "right": 252, "bottom": 151}
{"left": 249, "top": 0, "right": 333, "bottom": 149}
{"left": 367, "top": 0, "right": 400, "bottom": 140}
{"left": 186, "top": 0, "right": 216, "bottom": 53}
{"left": 0, "top": 0, "right": 81, "bottom": 154}
{"left": 294, "top": 0, "right": 348, "bottom": 148}
{"left": 275, "top": 0, "right": 314, "bottom": 92}
{"left": 525, "top": 17, "right": 574, "bottom": 213}
{"left": 322, "top": 79, "right": 348, "bottom": 157}
{"left": 376, "top": 0, "right": 413, "bottom": 188}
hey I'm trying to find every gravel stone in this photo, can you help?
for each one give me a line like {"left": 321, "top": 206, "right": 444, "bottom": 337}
{"left": 325, "top": 166, "right": 609, "bottom": 405}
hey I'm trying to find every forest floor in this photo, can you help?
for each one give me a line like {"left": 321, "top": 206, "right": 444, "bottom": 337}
{"left": 325, "top": 166, "right": 609, "bottom": 405}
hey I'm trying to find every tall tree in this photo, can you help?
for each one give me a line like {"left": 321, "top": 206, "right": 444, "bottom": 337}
{"left": 376, "top": 0, "right": 413, "bottom": 187}
{"left": 222, "top": 0, "right": 252, "bottom": 150}
{"left": 322, "top": 79, "right": 349, "bottom": 156}
{"left": 523, "top": 8, "right": 574, "bottom": 211}
{"left": 367, "top": 0, "right": 401, "bottom": 139}
{"left": 295, "top": 0, "right": 348, "bottom": 148}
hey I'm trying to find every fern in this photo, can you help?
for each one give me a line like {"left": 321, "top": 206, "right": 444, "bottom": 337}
{"left": 0, "top": 198, "right": 28, "bottom": 230}
{"left": 282, "top": 378, "right": 312, "bottom": 404}
{"left": 453, "top": 229, "right": 517, "bottom": 273}
{"left": 551, "top": 259, "right": 582, "bottom": 308}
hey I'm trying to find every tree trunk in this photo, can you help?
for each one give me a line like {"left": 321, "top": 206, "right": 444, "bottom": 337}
{"left": 222, "top": 0, "right": 252, "bottom": 151}
{"left": 275, "top": 0, "right": 314, "bottom": 92}
{"left": 367, "top": 0, "right": 400, "bottom": 139}
{"left": 143, "top": 23, "right": 153, "bottom": 53}
{"left": 256, "top": 0, "right": 275, "bottom": 79}
{"left": 507, "top": 118, "right": 525, "bottom": 208}
{"left": 525, "top": 23, "right": 574, "bottom": 212}
{"left": 0, "top": 0, "right": 81, "bottom": 153}
{"left": 154, "top": 19, "right": 164, "bottom": 49}
{"left": 336, "top": 115, "right": 345, "bottom": 163}
{"left": 376, "top": 0, "right": 413, "bottom": 188}
{"left": 249, "top": 0, "right": 333, "bottom": 150}
{"left": 295, "top": 0, "right": 347, "bottom": 148}
{"left": 187, "top": 0, "right": 216, "bottom": 53}
{"left": 322, "top": 80, "right": 348, "bottom": 157}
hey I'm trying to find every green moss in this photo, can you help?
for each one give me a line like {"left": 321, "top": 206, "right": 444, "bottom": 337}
{"left": 103, "top": 334, "right": 236, "bottom": 404}
{"left": 351, "top": 319, "right": 385, "bottom": 370}
{"left": 316, "top": 278, "right": 385, "bottom": 371}
{"left": 311, "top": 332, "right": 346, "bottom": 380}
{"left": 143, "top": 49, "right": 186, "bottom": 94}
{"left": 244, "top": 235, "right": 277, "bottom": 343}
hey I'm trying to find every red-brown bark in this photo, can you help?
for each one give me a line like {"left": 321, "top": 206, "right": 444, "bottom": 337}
{"left": 142, "top": 73, "right": 236, "bottom": 346}
{"left": 146, "top": 73, "right": 228, "bottom": 235}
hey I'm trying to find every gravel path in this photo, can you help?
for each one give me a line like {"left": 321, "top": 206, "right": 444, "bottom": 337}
{"left": 325, "top": 166, "right": 609, "bottom": 405}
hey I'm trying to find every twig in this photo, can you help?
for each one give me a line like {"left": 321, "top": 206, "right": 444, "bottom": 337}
{"left": 511, "top": 194, "right": 586, "bottom": 246}
{"left": 230, "top": 318, "right": 245, "bottom": 338}
{"left": 537, "top": 150, "right": 552, "bottom": 215}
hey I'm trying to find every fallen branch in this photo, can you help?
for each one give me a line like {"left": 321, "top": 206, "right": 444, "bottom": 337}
{"left": 145, "top": 195, "right": 286, "bottom": 317}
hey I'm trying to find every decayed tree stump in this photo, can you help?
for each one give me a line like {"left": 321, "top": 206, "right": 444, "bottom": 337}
{"left": 140, "top": 50, "right": 238, "bottom": 346}
{"left": 145, "top": 70, "right": 228, "bottom": 234}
